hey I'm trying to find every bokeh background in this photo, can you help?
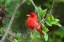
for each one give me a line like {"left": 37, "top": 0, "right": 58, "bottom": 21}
{"left": 0, "top": 0, "right": 64, "bottom": 42}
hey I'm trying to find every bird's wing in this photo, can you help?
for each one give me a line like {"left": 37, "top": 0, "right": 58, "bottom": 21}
{"left": 27, "top": 18, "right": 39, "bottom": 29}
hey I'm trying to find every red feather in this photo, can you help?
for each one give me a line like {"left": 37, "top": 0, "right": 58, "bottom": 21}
{"left": 26, "top": 12, "right": 44, "bottom": 35}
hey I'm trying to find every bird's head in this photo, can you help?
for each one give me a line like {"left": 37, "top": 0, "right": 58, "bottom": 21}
{"left": 26, "top": 12, "right": 37, "bottom": 18}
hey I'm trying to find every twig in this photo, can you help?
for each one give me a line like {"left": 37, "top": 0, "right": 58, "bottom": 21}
{"left": 31, "top": 0, "right": 36, "bottom": 9}
{"left": 21, "top": 31, "right": 30, "bottom": 42}
{"left": 1, "top": 0, "right": 26, "bottom": 41}
{"left": 3, "top": 28, "right": 16, "bottom": 37}
{"left": 30, "top": 30, "right": 36, "bottom": 42}
{"left": 43, "top": 0, "right": 55, "bottom": 22}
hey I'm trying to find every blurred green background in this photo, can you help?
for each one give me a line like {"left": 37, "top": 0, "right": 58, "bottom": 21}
{"left": 0, "top": 0, "right": 64, "bottom": 42}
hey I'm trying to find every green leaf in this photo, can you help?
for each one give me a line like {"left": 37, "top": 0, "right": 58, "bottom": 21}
{"left": 55, "top": 23, "right": 62, "bottom": 27}
{"left": 44, "top": 3, "right": 51, "bottom": 9}
{"left": 30, "top": 30, "right": 41, "bottom": 39}
{"left": 50, "top": 20, "right": 57, "bottom": 24}
{"left": 46, "top": 21, "right": 52, "bottom": 26}
{"left": 55, "top": 31, "right": 64, "bottom": 38}
{"left": 36, "top": 6, "right": 42, "bottom": 11}
{"left": 35, "top": 6, "right": 42, "bottom": 12}
{"left": 47, "top": 36, "right": 52, "bottom": 42}
{"left": 0, "top": 28, "right": 4, "bottom": 34}
{"left": 39, "top": 9, "right": 47, "bottom": 16}
{"left": 47, "top": 16, "right": 51, "bottom": 21}
{"left": 55, "top": 19, "right": 59, "bottom": 22}
{"left": 44, "top": 34, "right": 48, "bottom": 41}
{"left": 16, "top": 32, "right": 22, "bottom": 40}
{"left": 46, "top": 15, "right": 60, "bottom": 26}
{"left": 35, "top": 33, "right": 40, "bottom": 38}
{"left": 27, "top": 0, "right": 31, "bottom": 5}
{"left": 30, "top": 30, "right": 36, "bottom": 38}
{"left": 43, "top": 26, "right": 49, "bottom": 32}
{"left": 50, "top": 15, "right": 55, "bottom": 20}
{"left": 5, "top": 0, "right": 12, "bottom": 5}
{"left": 14, "top": 39, "right": 19, "bottom": 42}
{"left": 30, "top": 32, "right": 34, "bottom": 38}
{"left": 38, "top": 14, "right": 42, "bottom": 21}
{"left": 42, "top": 24, "right": 45, "bottom": 27}
{"left": 43, "top": 31, "right": 48, "bottom": 41}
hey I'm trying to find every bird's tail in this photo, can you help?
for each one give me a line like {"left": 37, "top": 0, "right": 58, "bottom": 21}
{"left": 39, "top": 29, "right": 44, "bottom": 35}
{"left": 36, "top": 27, "right": 44, "bottom": 35}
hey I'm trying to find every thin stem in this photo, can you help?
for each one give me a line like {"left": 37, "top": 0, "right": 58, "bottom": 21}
{"left": 21, "top": 31, "right": 30, "bottom": 42}
{"left": 30, "top": 30, "right": 36, "bottom": 42}
{"left": 31, "top": 0, "right": 36, "bottom": 9}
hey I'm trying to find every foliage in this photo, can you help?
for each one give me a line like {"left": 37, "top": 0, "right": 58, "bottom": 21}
{"left": 0, "top": 0, "right": 64, "bottom": 42}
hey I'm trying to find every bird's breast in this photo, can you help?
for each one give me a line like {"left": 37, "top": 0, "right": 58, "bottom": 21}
{"left": 27, "top": 18, "right": 38, "bottom": 30}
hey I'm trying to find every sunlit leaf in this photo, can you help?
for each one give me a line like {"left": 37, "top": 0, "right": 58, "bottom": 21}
{"left": 35, "top": 6, "right": 42, "bottom": 12}
{"left": 55, "top": 23, "right": 62, "bottom": 27}
{"left": 14, "top": 39, "right": 19, "bottom": 42}
{"left": 46, "top": 15, "right": 60, "bottom": 26}
{"left": 42, "top": 24, "right": 45, "bottom": 27}
{"left": 43, "top": 31, "right": 48, "bottom": 41}
{"left": 46, "top": 21, "right": 52, "bottom": 26}
{"left": 50, "top": 20, "right": 57, "bottom": 24}
{"left": 50, "top": 15, "right": 55, "bottom": 20}
{"left": 47, "top": 16, "right": 51, "bottom": 21}
{"left": 55, "top": 19, "right": 59, "bottom": 22}
{"left": 43, "top": 27, "right": 49, "bottom": 33}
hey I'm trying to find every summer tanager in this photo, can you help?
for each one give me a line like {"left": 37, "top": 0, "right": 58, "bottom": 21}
{"left": 26, "top": 12, "right": 44, "bottom": 35}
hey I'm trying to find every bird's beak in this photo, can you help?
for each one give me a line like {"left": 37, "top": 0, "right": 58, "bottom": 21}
{"left": 26, "top": 14, "right": 30, "bottom": 16}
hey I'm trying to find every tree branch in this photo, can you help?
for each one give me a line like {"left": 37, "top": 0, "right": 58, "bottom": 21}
{"left": 3, "top": 28, "right": 16, "bottom": 37}
{"left": 0, "top": 0, "right": 26, "bottom": 42}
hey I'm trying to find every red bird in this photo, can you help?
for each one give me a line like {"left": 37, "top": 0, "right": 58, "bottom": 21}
{"left": 26, "top": 12, "right": 44, "bottom": 35}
